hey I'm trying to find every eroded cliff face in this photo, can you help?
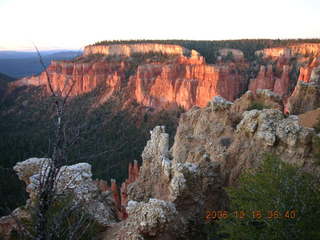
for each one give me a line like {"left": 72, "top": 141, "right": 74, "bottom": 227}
{"left": 249, "top": 45, "right": 320, "bottom": 110}
{"left": 286, "top": 81, "right": 320, "bottom": 114}
{"left": 101, "top": 92, "right": 319, "bottom": 240}
{"left": 11, "top": 45, "right": 248, "bottom": 110}
{"left": 298, "top": 57, "right": 320, "bottom": 82}
{"left": 12, "top": 60, "right": 126, "bottom": 97}
{"left": 132, "top": 61, "right": 247, "bottom": 109}
{"left": 9, "top": 43, "right": 320, "bottom": 114}
{"left": 84, "top": 43, "right": 192, "bottom": 57}
{"left": 256, "top": 43, "right": 320, "bottom": 58}
{"left": 249, "top": 64, "right": 291, "bottom": 97}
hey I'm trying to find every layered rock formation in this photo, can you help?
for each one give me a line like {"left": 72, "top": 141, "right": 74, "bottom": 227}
{"left": 120, "top": 160, "right": 140, "bottom": 207}
{"left": 8, "top": 43, "right": 320, "bottom": 115}
{"left": 298, "top": 65, "right": 313, "bottom": 82}
{"left": 84, "top": 43, "right": 191, "bottom": 57}
{"left": 298, "top": 57, "right": 320, "bottom": 83}
{"left": 132, "top": 61, "right": 247, "bottom": 109}
{"left": 95, "top": 160, "right": 140, "bottom": 220}
{"left": 11, "top": 44, "right": 248, "bottom": 110}
{"left": 251, "top": 45, "right": 320, "bottom": 103}
{"left": 103, "top": 92, "right": 319, "bottom": 239}
{"left": 256, "top": 43, "right": 320, "bottom": 58}
{"left": 12, "top": 60, "right": 126, "bottom": 98}
{"left": 286, "top": 81, "right": 320, "bottom": 114}
{"left": 249, "top": 64, "right": 275, "bottom": 90}
{"left": 286, "top": 64, "right": 320, "bottom": 114}
{"left": 249, "top": 64, "right": 291, "bottom": 97}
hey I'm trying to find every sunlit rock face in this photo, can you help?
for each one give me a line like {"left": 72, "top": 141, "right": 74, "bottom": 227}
{"left": 298, "top": 57, "right": 320, "bottom": 83}
{"left": 10, "top": 43, "right": 320, "bottom": 114}
{"left": 249, "top": 64, "right": 291, "bottom": 97}
{"left": 132, "top": 61, "right": 247, "bottom": 109}
{"left": 250, "top": 44, "right": 320, "bottom": 101}
{"left": 249, "top": 65, "right": 275, "bottom": 91}
{"left": 11, "top": 60, "right": 125, "bottom": 98}
{"left": 83, "top": 43, "right": 192, "bottom": 57}
{"left": 10, "top": 44, "right": 248, "bottom": 110}
{"left": 255, "top": 43, "right": 320, "bottom": 58}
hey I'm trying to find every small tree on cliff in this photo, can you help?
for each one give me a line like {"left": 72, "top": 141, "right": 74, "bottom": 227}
{"left": 224, "top": 51, "right": 234, "bottom": 62}
{"left": 33, "top": 48, "right": 80, "bottom": 240}
{"left": 11, "top": 47, "right": 99, "bottom": 240}
{"left": 216, "top": 154, "right": 320, "bottom": 240}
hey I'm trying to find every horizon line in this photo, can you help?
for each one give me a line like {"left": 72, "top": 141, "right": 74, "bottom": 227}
{"left": 2, "top": 37, "right": 320, "bottom": 51}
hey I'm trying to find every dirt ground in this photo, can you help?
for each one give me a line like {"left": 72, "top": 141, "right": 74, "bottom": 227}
{"left": 298, "top": 108, "right": 320, "bottom": 128}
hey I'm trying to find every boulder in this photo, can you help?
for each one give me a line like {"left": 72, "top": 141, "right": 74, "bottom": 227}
{"left": 13, "top": 158, "right": 118, "bottom": 226}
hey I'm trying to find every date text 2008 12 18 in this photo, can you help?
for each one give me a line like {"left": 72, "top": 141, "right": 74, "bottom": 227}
{"left": 205, "top": 210, "right": 297, "bottom": 221}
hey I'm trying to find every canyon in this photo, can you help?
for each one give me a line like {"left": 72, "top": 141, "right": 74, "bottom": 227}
{"left": 10, "top": 42, "right": 320, "bottom": 113}
{"left": 2, "top": 90, "right": 320, "bottom": 239}
{"left": 1, "top": 41, "right": 320, "bottom": 239}
{"left": 11, "top": 44, "right": 248, "bottom": 110}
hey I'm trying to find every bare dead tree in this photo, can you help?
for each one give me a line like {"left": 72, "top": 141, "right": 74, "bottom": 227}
{"left": 2, "top": 46, "right": 131, "bottom": 240}
{"left": 29, "top": 47, "right": 94, "bottom": 240}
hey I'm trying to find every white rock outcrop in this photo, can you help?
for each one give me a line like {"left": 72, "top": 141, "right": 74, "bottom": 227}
{"left": 13, "top": 158, "right": 117, "bottom": 226}
{"left": 208, "top": 96, "right": 233, "bottom": 111}
{"left": 236, "top": 109, "right": 314, "bottom": 150}
{"left": 115, "top": 198, "right": 186, "bottom": 239}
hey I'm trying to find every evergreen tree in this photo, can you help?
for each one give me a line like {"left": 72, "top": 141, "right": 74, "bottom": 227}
{"left": 216, "top": 154, "right": 320, "bottom": 240}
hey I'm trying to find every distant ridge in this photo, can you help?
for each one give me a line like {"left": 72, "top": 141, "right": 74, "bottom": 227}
{"left": 0, "top": 72, "right": 15, "bottom": 82}
{"left": 0, "top": 50, "right": 82, "bottom": 78}
{"left": 91, "top": 39, "right": 320, "bottom": 63}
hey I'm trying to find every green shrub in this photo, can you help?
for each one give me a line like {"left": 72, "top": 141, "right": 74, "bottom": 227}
{"left": 215, "top": 154, "right": 320, "bottom": 240}
{"left": 313, "top": 136, "right": 320, "bottom": 165}
{"left": 8, "top": 194, "right": 102, "bottom": 240}
{"left": 247, "top": 102, "right": 269, "bottom": 111}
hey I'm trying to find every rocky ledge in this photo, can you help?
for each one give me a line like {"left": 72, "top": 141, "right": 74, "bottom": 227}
{"left": 84, "top": 43, "right": 192, "bottom": 57}
{"left": 2, "top": 90, "right": 320, "bottom": 239}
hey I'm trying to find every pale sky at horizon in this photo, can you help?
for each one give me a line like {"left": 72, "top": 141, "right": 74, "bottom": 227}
{"left": 0, "top": 0, "right": 319, "bottom": 51}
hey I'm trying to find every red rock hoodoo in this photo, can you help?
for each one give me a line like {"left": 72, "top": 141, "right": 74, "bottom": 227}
{"left": 95, "top": 160, "right": 140, "bottom": 220}
{"left": 9, "top": 43, "right": 320, "bottom": 114}
{"left": 11, "top": 44, "right": 248, "bottom": 110}
{"left": 249, "top": 64, "right": 291, "bottom": 97}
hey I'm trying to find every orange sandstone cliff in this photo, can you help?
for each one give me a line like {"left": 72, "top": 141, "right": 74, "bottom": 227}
{"left": 10, "top": 43, "right": 320, "bottom": 114}
{"left": 11, "top": 44, "right": 248, "bottom": 110}
{"left": 255, "top": 43, "right": 320, "bottom": 58}
{"left": 131, "top": 60, "right": 247, "bottom": 109}
{"left": 83, "top": 43, "right": 192, "bottom": 57}
{"left": 249, "top": 64, "right": 291, "bottom": 97}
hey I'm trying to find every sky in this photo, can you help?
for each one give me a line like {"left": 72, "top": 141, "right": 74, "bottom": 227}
{"left": 0, "top": 0, "right": 319, "bottom": 51}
